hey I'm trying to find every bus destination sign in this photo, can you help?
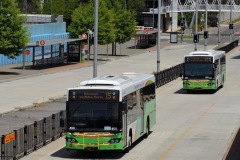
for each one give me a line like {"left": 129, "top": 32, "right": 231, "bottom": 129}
{"left": 185, "top": 57, "right": 213, "bottom": 63}
{"left": 69, "top": 90, "right": 119, "bottom": 101}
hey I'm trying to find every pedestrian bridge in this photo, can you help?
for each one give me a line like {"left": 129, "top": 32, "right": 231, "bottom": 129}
{"left": 153, "top": 0, "right": 240, "bottom": 13}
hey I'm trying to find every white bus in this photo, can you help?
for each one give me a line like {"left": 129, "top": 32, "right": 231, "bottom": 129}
{"left": 182, "top": 50, "right": 226, "bottom": 92}
{"left": 62, "top": 72, "right": 156, "bottom": 152}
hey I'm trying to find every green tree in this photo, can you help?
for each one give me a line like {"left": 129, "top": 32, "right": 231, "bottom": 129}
{"left": 68, "top": 0, "right": 137, "bottom": 55}
{"left": 18, "top": 0, "right": 42, "bottom": 14}
{"left": 68, "top": 0, "right": 115, "bottom": 45}
{"left": 0, "top": 0, "right": 30, "bottom": 58}
{"left": 106, "top": 0, "right": 136, "bottom": 44}
{"left": 125, "top": 0, "right": 145, "bottom": 13}
{"left": 104, "top": 0, "right": 137, "bottom": 55}
{"left": 42, "top": 0, "right": 80, "bottom": 27}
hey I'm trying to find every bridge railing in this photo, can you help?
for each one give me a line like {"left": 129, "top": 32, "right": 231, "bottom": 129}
{"left": 164, "top": 5, "right": 240, "bottom": 12}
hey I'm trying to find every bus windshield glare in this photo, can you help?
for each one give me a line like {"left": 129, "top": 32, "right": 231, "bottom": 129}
{"left": 184, "top": 63, "right": 213, "bottom": 78}
{"left": 67, "top": 101, "right": 121, "bottom": 132}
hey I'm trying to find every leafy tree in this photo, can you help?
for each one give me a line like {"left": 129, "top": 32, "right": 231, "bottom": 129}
{"left": 41, "top": 0, "right": 80, "bottom": 27}
{"left": 68, "top": 0, "right": 137, "bottom": 55}
{"left": 126, "top": 0, "right": 145, "bottom": 13}
{"left": 0, "top": 0, "right": 30, "bottom": 58}
{"left": 108, "top": 0, "right": 137, "bottom": 44}
{"left": 68, "top": 0, "right": 115, "bottom": 45}
{"left": 105, "top": 0, "right": 136, "bottom": 42}
{"left": 18, "top": 0, "right": 41, "bottom": 14}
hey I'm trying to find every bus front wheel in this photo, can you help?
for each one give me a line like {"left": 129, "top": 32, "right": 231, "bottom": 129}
{"left": 128, "top": 136, "right": 132, "bottom": 148}
{"left": 144, "top": 119, "right": 150, "bottom": 138}
{"left": 125, "top": 135, "right": 132, "bottom": 153}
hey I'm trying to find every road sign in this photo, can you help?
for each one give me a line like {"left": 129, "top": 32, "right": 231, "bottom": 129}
{"left": 24, "top": 49, "right": 30, "bottom": 55}
{"left": 82, "top": 34, "right": 87, "bottom": 39}
{"left": 39, "top": 40, "right": 46, "bottom": 46}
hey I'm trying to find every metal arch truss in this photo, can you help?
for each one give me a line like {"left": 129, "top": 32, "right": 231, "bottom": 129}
{"left": 166, "top": 0, "right": 240, "bottom": 12}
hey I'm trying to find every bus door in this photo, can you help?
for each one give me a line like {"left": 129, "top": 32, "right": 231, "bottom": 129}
{"left": 218, "top": 58, "right": 223, "bottom": 85}
{"left": 122, "top": 101, "right": 128, "bottom": 148}
{"left": 215, "top": 58, "right": 221, "bottom": 86}
{"left": 138, "top": 90, "right": 144, "bottom": 133}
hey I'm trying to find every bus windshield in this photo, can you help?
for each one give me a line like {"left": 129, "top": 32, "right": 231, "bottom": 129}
{"left": 184, "top": 63, "right": 213, "bottom": 78}
{"left": 67, "top": 101, "right": 121, "bottom": 132}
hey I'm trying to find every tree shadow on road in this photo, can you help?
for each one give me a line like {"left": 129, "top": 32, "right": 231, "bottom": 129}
{"left": 0, "top": 71, "right": 19, "bottom": 75}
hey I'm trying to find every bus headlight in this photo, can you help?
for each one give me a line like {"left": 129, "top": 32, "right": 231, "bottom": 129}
{"left": 66, "top": 138, "right": 77, "bottom": 143}
{"left": 109, "top": 138, "right": 121, "bottom": 144}
{"left": 183, "top": 82, "right": 190, "bottom": 85}
{"left": 207, "top": 82, "right": 214, "bottom": 86}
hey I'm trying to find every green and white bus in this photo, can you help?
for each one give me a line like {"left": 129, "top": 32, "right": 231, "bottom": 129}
{"left": 182, "top": 50, "right": 226, "bottom": 92}
{"left": 63, "top": 72, "right": 156, "bottom": 152}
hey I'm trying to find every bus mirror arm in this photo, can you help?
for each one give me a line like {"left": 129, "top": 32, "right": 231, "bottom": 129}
{"left": 122, "top": 101, "right": 128, "bottom": 111}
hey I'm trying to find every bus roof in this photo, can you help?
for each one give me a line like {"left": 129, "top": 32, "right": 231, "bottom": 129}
{"left": 187, "top": 50, "right": 225, "bottom": 56}
{"left": 68, "top": 72, "right": 155, "bottom": 97}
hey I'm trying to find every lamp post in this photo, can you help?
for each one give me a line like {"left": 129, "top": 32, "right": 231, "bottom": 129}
{"left": 194, "top": 0, "right": 198, "bottom": 51}
{"left": 157, "top": 0, "right": 161, "bottom": 73}
{"left": 125, "top": 0, "right": 127, "bottom": 10}
{"left": 93, "top": 0, "right": 98, "bottom": 78}
{"left": 218, "top": 0, "right": 221, "bottom": 47}
{"left": 171, "top": 0, "right": 173, "bottom": 33}
{"left": 50, "top": 0, "right": 52, "bottom": 15}
{"left": 204, "top": 0, "right": 208, "bottom": 50}
{"left": 153, "top": 0, "right": 155, "bottom": 28}
{"left": 25, "top": 0, "right": 28, "bottom": 13}
{"left": 230, "top": 0, "right": 233, "bottom": 43}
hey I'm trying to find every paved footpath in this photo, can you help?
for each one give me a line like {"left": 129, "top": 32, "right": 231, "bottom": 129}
{"left": 0, "top": 39, "right": 217, "bottom": 115}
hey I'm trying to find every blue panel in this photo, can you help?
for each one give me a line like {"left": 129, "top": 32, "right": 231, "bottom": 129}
{"left": 0, "top": 22, "right": 70, "bottom": 65}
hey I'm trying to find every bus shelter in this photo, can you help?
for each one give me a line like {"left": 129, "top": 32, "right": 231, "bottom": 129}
{"left": 26, "top": 38, "right": 86, "bottom": 67}
{"left": 134, "top": 30, "right": 158, "bottom": 49}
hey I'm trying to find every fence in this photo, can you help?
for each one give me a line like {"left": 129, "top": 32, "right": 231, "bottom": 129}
{"left": 0, "top": 108, "right": 65, "bottom": 160}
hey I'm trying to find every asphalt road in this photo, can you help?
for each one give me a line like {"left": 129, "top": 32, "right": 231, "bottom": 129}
{"left": 18, "top": 44, "right": 240, "bottom": 160}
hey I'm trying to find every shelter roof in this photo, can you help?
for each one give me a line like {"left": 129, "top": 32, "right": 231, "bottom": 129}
{"left": 135, "top": 30, "right": 158, "bottom": 35}
{"left": 27, "top": 38, "right": 84, "bottom": 47}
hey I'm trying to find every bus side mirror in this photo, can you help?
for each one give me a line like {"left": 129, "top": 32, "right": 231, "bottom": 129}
{"left": 214, "top": 63, "right": 217, "bottom": 68}
{"left": 122, "top": 101, "right": 127, "bottom": 111}
{"left": 60, "top": 118, "right": 65, "bottom": 128}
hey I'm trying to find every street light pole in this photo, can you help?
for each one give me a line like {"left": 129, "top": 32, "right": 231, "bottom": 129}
{"left": 171, "top": 0, "right": 173, "bottom": 33}
{"left": 204, "top": 0, "right": 208, "bottom": 50}
{"left": 87, "top": 31, "right": 90, "bottom": 61}
{"left": 125, "top": 0, "right": 127, "bottom": 10}
{"left": 230, "top": 0, "right": 233, "bottom": 43}
{"left": 50, "top": 0, "right": 52, "bottom": 16}
{"left": 93, "top": 0, "right": 98, "bottom": 78}
{"left": 25, "top": 0, "right": 28, "bottom": 13}
{"left": 195, "top": 0, "right": 198, "bottom": 51}
{"left": 157, "top": 0, "right": 161, "bottom": 73}
{"left": 153, "top": 0, "right": 155, "bottom": 28}
{"left": 218, "top": 0, "right": 221, "bottom": 47}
